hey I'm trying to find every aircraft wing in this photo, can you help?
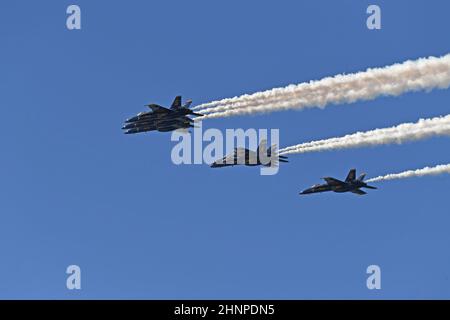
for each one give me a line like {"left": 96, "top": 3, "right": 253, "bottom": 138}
{"left": 146, "top": 104, "right": 170, "bottom": 113}
{"left": 214, "top": 151, "right": 238, "bottom": 166}
{"left": 179, "top": 115, "right": 195, "bottom": 123}
{"left": 226, "top": 152, "right": 238, "bottom": 164}
{"left": 323, "top": 177, "right": 344, "bottom": 185}
{"left": 351, "top": 189, "right": 367, "bottom": 195}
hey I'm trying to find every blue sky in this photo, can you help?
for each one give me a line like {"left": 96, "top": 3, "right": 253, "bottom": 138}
{"left": 0, "top": 0, "right": 449, "bottom": 299}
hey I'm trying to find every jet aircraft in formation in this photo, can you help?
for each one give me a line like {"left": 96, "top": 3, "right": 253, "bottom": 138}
{"left": 210, "top": 140, "right": 288, "bottom": 168}
{"left": 123, "top": 97, "right": 378, "bottom": 196}
{"left": 122, "top": 96, "right": 202, "bottom": 134}
{"left": 299, "top": 169, "right": 377, "bottom": 196}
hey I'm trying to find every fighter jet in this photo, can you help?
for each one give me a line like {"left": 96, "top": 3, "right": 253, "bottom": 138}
{"left": 210, "top": 140, "right": 288, "bottom": 168}
{"left": 299, "top": 169, "right": 377, "bottom": 196}
{"left": 122, "top": 96, "right": 202, "bottom": 134}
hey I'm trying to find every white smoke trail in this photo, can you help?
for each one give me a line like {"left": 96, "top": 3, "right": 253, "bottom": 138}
{"left": 367, "top": 164, "right": 450, "bottom": 182}
{"left": 278, "top": 114, "right": 450, "bottom": 155}
{"left": 193, "top": 54, "right": 450, "bottom": 119}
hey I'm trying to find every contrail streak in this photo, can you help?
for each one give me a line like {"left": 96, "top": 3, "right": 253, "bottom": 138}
{"left": 278, "top": 114, "right": 450, "bottom": 155}
{"left": 193, "top": 54, "right": 450, "bottom": 119}
{"left": 366, "top": 164, "right": 450, "bottom": 182}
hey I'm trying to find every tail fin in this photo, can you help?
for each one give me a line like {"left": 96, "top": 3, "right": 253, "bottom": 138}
{"left": 345, "top": 169, "right": 356, "bottom": 182}
{"left": 256, "top": 139, "right": 268, "bottom": 156}
{"left": 357, "top": 173, "right": 366, "bottom": 181}
{"left": 268, "top": 144, "right": 279, "bottom": 157}
{"left": 183, "top": 99, "right": 193, "bottom": 109}
{"left": 268, "top": 144, "right": 288, "bottom": 162}
{"left": 258, "top": 142, "right": 288, "bottom": 166}
{"left": 171, "top": 96, "right": 182, "bottom": 109}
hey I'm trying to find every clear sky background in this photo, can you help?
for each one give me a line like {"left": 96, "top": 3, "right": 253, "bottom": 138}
{"left": 1, "top": 0, "right": 450, "bottom": 299}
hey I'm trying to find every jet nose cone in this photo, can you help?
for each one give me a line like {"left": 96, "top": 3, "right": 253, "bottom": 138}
{"left": 125, "top": 117, "right": 138, "bottom": 123}
{"left": 122, "top": 123, "right": 134, "bottom": 130}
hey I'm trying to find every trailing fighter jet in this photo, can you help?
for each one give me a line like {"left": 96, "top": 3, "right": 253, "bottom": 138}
{"left": 122, "top": 96, "right": 202, "bottom": 134}
{"left": 299, "top": 169, "right": 377, "bottom": 196}
{"left": 210, "top": 140, "right": 288, "bottom": 168}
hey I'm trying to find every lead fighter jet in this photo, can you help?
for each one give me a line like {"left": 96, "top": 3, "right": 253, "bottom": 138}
{"left": 210, "top": 140, "right": 288, "bottom": 168}
{"left": 122, "top": 96, "right": 203, "bottom": 134}
{"left": 300, "top": 169, "right": 377, "bottom": 196}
